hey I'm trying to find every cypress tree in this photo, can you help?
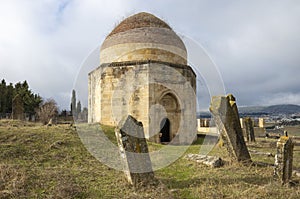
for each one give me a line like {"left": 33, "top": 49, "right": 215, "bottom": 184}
{"left": 71, "top": 89, "right": 76, "bottom": 116}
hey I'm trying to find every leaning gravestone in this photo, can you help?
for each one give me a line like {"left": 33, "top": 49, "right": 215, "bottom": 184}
{"left": 12, "top": 94, "right": 24, "bottom": 120}
{"left": 115, "top": 115, "right": 155, "bottom": 187}
{"left": 274, "top": 136, "right": 294, "bottom": 185}
{"left": 209, "top": 94, "right": 251, "bottom": 164}
{"left": 244, "top": 117, "right": 255, "bottom": 142}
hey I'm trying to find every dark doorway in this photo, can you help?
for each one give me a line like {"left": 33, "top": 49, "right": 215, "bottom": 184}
{"left": 160, "top": 118, "right": 170, "bottom": 142}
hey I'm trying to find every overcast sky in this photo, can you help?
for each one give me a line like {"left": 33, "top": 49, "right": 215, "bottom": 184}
{"left": 1, "top": 0, "right": 300, "bottom": 110}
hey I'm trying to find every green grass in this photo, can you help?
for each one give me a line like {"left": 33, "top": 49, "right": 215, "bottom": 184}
{"left": 0, "top": 120, "right": 300, "bottom": 198}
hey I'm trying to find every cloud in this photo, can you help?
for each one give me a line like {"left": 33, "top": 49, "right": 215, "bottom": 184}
{"left": 200, "top": 2, "right": 300, "bottom": 107}
{"left": 0, "top": 0, "right": 135, "bottom": 108}
{"left": 260, "top": 92, "right": 300, "bottom": 106}
{"left": 1, "top": 1, "right": 300, "bottom": 110}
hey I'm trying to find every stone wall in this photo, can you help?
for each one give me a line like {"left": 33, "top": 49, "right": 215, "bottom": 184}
{"left": 88, "top": 66, "right": 103, "bottom": 123}
{"left": 88, "top": 60, "right": 196, "bottom": 144}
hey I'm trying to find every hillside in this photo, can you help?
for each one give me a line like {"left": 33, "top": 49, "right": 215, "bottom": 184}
{"left": 239, "top": 104, "right": 300, "bottom": 115}
{"left": 0, "top": 120, "right": 300, "bottom": 198}
{"left": 264, "top": 104, "right": 300, "bottom": 114}
{"left": 199, "top": 104, "right": 300, "bottom": 118}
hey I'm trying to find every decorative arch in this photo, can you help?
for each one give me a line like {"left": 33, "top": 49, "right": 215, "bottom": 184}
{"left": 158, "top": 91, "right": 181, "bottom": 143}
{"left": 158, "top": 92, "right": 180, "bottom": 112}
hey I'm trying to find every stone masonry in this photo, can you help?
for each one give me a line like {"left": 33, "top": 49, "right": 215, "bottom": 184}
{"left": 89, "top": 61, "right": 196, "bottom": 144}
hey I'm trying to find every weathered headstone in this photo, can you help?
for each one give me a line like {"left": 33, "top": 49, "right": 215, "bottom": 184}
{"left": 209, "top": 94, "right": 251, "bottom": 164}
{"left": 274, "top": 136, "right": 294, "bottom": 184}
{"left": 12, "top": 94, "right": 24, "bottom": 120}
{"left": 244, "top": 117, "right": 255, "bottom": 142}
{"left": 115, "top": 115, "right": 155, "bottom": 187}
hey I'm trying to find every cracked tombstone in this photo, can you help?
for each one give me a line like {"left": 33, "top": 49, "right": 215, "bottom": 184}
{"left": 115, "top": 115, "right": 155, "bottom": 187}
{"left": 209, "top": 94, "right": 251, "bottom": 164}
{"left": 244, "top": 117, "right": 255, "bottom": 142}
{"left": 274, "top": 136, "right": 294, "bottom": 185}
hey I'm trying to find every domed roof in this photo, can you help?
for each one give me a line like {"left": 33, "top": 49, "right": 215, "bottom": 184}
{"left": 108, "top": 12, "right": 172, "bottom": 37}
{"left": 100, "top": 12, "right": 187, "bottom": 65}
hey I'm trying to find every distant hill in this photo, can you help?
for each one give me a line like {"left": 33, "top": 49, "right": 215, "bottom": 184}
{"left": 239, "top": 104, "right": 300, "bottom": 115}
{"left": 238, "top": 106, "right": 265, "bottom": 114}
{"left": 198, "top": 104, "right": 300, "bottom": 118}
{"left": 263, "top": 104, "right": 300, "bottom": 114}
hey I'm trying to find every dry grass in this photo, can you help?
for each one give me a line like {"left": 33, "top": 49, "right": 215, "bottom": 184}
{"left": 0, "top": 164, "right": 27, "bottom": 198}
{"left": 0, "top": 120, "right": 299, "bottom": 198}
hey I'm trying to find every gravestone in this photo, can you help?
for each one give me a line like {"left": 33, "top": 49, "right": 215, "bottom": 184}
{"left": 185, "top": 154, "right": 224, "bottom": 168}
{"left": 115, "top": 115, "right": 155, "bottom": 187}
{"left": 244, "top": 117, "right": 255, "bottom": 142}
{"left": 274, "top": 136, "right": 294, "bottom": 184}
{"left": 12, "top": 94, "right": 24, "bottom": 120}
{"left": 209, "top": 94, "right": 251, "bottom": 164}
{"left": 47, "top": 118, "right": 53, "bottom": 126}
{"left": 240, "top": 118, "right": 244, "bottom": 128}
{"left": 258, "top": 118, "right": 265, "bottom": 128}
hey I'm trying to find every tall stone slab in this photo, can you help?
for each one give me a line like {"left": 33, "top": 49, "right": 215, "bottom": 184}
{"left": 209, "top": 94, "right": 251, "bottom": 163}
{"left": 244, "top": 117, "right": 255, "bottom": 142}
{"left": 115, "top": 115, "right": 155, "bottom": 187}
{"left": 274, "top": 136, "right": 294, "bottom": 184}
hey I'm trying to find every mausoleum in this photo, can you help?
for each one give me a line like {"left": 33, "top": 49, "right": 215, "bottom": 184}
{"left": 88, "top": 12, "right": 196, "bottom": 143}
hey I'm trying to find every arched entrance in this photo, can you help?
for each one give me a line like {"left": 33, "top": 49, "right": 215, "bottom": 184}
{"left": 160, "top": 118, "right": 170, "bottom": 142}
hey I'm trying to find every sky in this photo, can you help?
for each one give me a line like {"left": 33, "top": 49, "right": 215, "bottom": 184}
{"left": 1, "top": 0, "right": 300, "bottom": 111}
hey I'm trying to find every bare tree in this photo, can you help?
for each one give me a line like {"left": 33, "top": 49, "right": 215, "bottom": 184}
{"left": 36, "top": 99, "right": 58, "bottom": 125}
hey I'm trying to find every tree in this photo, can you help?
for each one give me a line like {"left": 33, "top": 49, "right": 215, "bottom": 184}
{"left": 77, "top": 101, "right": 81, "bottom": 115}
{"left": 12, "top": 94, "right": 24, "bottom": 120}
{"left": 70, "top": 89, "right": 76, "bottom": 116}
{"left": 11, "top": 80, "right": 42, "bottom": 119}
{"left": 0, "top": 79, "right": 7, "bottom": 115}
{"left": 36, "top": 99, "right": 58, "bottom": 125}
{"left": 5, "top": 83, "right": 14, "bottom": 114}
{"left": 0, "top": 79, "right": 42, "bottom": 119}
{"left": 81, "top": 107, "right": 88, "bottom": 122}
{"left": 60, "top": 109, "right": 67, "bottom": 117}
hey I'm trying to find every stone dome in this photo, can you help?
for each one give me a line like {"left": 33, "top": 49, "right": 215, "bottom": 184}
{"left": 100, "top": 12, "right": 187, "bottom": 65}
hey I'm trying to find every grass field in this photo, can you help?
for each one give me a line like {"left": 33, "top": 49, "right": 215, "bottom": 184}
{"left": 0, "top": 120, "right": 300, "bottom": 198}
